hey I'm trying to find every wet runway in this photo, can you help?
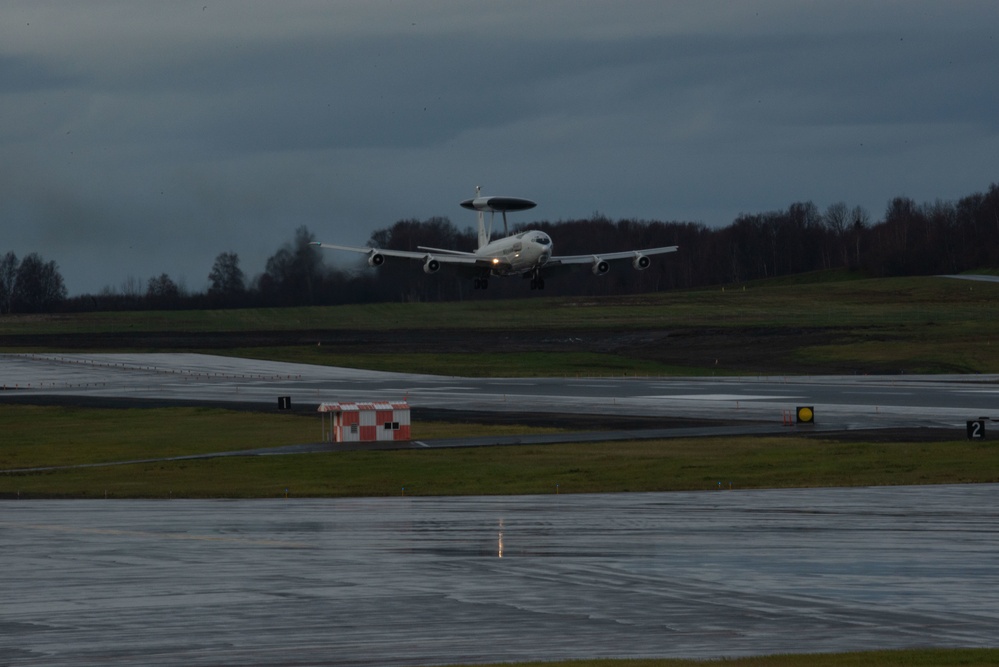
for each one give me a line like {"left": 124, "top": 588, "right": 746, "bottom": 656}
{"left": 4, "top": 353, "right": 999, "bottom": 664}
{"left": 3, "top": 486, "right": 997, "bottom": 666}
{"left": 3, "top": 352, "right": 998, "bottom": 429}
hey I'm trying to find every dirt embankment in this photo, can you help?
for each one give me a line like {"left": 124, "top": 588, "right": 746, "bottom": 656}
{"left": 1, "top": 325, "right": 882, "bottom": 375}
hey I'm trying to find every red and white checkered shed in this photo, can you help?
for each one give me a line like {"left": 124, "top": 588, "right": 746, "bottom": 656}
{"left": 317, "top": 402, "right": 410, "bottom": 442}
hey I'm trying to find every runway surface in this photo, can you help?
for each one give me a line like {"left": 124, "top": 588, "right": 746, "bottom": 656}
{"left": 3, "top": 352, "right": 998, "bottom": 430}
{"left": 4, "top": 353, "right": 999, "bottom": 664}
{"left": 3, "top": 487, "right": 997, "bottom": 666}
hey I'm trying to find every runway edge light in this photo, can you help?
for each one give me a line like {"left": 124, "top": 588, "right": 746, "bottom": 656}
{"left": 797, "top": 406, "right": 814, "bottom": 424}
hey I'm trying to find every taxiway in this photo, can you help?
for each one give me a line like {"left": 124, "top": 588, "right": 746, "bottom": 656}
{"left": 2, "top": 352, "right": 997, "bottom": 430}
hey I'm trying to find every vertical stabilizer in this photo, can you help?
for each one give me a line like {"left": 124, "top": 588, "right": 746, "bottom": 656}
{"left": 477, "top": 209, "right": 490, "bottom": 249}
{"left": 473, "top": 186, "right": 491, "bottom": 249}
{"left": 460, "top": 185, "right": 535, "bottom": 249}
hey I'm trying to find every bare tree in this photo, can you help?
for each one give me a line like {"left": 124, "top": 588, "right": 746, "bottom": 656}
{"left": 12, "top": 253, "right": 67, "bottom": 313}
{"left": 208, "top": 251, "right": 246, "bottom": 304}
{"left": 824, "top": 202, "right": 849, "bottom": 235}
{"left": 120, "top": 275, "right": 144, "bottom": 299}
{"left": 0, "top": 252, "right": 17, "bottom": 314}
{"left": 146, "top": 273, "right": 179, "bottom": 299}
{"left": 258, "top": 226, "right": 327, "bottom": 305}
{"left": 849, "top": 206, "right": 870, "bottom": 268}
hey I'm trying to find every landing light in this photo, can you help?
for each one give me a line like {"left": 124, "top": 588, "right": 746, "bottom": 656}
{"left": 492, "top": 258, "right": 500, "bottom": 265}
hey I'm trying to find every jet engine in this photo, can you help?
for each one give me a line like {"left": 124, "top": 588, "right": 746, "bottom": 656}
{"left": 591, "top": 258, "right": 610, "bottom": 276}
{"left": 632, "top": 254, "right": 651, "bottom": 270}
{"left": 423, "top": 257, "right": 441, "bottom": 274}
{"left": 367, "top": 252, "right": 385, "bottom": 267}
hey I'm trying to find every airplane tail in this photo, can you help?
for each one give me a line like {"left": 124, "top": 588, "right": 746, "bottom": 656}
{"left": 473, "top": 185, "right": 491, "bottom": 249}
{"left": 477, "top": 209, "right": 490, "bottom": 249}
{"left": 465, "top": 185, "right": 532, "bottom": 249}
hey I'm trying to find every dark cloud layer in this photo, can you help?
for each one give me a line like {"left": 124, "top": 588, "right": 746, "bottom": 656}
{"left": 2, "top": 1, "right": 997, "bottom": 294}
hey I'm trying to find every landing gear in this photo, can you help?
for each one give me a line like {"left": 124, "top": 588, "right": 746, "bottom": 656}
{"left": 473, "top": 277, "right": 490, "bottom": 290}
{"left": 529, "top": 277, "right": 545, "bottom": 290}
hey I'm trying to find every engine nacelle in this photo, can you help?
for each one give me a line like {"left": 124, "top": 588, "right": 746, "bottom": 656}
{"left": 423, "top": 257, "right": 441, "bottom": 274}
{"left": 632, "top": 253, "right": 651, "bottom": 271}
{"left": 591, "top": 258, "right": 610, "bottom": 276}
{"left": 367, "top": 252, "right": 385, "bottom": 267}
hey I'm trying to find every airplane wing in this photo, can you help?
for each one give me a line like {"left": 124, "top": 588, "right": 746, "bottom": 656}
{"left": 547, "top": 245, "right": 679, "bottom": 267}
{"left": 416, "top": 246, "right": 478, "bottom": 257}
{"left": 312, "top": 242, "right": 431, "bottom": 260}
{"left": 311, "top": 242, "right": 495, "bottom": 271}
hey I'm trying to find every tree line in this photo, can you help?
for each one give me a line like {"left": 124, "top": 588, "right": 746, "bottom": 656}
{"left": 0, "top": 252, "right": 67, "bottom": 314}
{"left": 3, "top": 182, "right": 998, "bottom": 313}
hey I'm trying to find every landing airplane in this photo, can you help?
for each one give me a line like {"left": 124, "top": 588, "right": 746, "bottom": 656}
{"left": 311, "top": 187, "right": 678, "bottom": 290}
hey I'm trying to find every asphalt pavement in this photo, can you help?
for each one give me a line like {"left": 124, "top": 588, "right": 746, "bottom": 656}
{"left": 3, "top": 487, "right": 997, "bottom": 666}
{"left": 3, "top": 353, "right": 998, "bottom": 431}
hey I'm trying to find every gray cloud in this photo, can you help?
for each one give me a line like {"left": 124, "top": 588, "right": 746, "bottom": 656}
{"left": 1, "top": 1, "right": 997, "bottom": 294}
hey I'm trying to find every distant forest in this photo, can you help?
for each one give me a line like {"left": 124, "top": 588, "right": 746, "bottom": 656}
{"left": 3, "top": 182, "right": 998, "bottom": 313}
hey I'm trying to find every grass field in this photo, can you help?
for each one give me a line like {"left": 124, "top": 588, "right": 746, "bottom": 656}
{"left": 3, "top": 405, "right": 996, "bottom": 499}
{"left": 0, "top": 274, "right": 993, "bottom": 333}
{"left": 3, "top": 275, "right": 999, "bottom": 375}
{"left": 0, "top": 405, "right": 569, "bottom": 470}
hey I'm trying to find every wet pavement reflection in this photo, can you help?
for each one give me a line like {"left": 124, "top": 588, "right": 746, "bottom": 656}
{"left": 3, "top": 486, "right": 997, "bottom": 666}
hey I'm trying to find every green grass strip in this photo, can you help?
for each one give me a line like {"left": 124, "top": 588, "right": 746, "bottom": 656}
{"left": 3, "top": 406, "right": 997, "bottom": 498}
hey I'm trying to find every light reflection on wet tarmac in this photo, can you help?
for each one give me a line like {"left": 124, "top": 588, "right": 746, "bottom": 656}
{"left": 3, "top": 486, "right": 998, "bottom": 666}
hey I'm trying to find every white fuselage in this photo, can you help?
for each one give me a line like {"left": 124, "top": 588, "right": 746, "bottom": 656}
{"left": 476, "top": 230, "right": 552, "bottom": 276}
{"left": 312, "top": 188, "right": 677, "bottom": 291}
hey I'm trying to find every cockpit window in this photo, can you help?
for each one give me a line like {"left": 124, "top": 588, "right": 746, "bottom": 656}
{"left": 533, "top": 233, "right": 551, "bottom": 246}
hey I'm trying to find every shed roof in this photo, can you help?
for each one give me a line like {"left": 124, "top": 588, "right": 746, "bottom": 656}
{"left": 317, "top": 401, "right": 409, "bottom": 413}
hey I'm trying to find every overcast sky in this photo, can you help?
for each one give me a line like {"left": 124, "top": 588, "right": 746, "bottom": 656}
{"left": 3, "top": 1, "right": 997, "bottom": 295}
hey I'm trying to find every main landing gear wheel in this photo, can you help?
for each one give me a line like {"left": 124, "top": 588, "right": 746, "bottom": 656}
{"left": 530, "top": 277, "right": 546, "bottom": 290}
{"left": 473, "top": 277, "right": 489, "bottom": 290}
